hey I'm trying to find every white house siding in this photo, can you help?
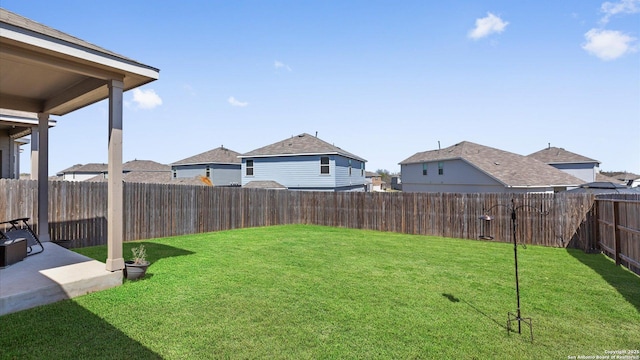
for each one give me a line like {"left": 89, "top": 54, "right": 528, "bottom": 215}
{"left": 63, "top": 173, "right": 104, "bottom": 181}
{"left": 549, "top": 163, "right": 596, "bottom": 184}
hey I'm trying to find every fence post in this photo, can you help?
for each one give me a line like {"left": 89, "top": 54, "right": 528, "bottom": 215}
{"left": 613, "top": 200, "right": 621, "bottom": 265}
{"left": 590, "top": 200, "right": 599, "bottom": 253}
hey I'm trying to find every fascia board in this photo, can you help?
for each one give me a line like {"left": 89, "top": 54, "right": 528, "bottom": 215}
{"left": 1, "top": 23, "right": 159, "bottom": 80}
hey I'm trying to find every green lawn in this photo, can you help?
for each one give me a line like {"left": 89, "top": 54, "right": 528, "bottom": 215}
{"left": 1, "top": 225, "right": 638, "bottom": 359}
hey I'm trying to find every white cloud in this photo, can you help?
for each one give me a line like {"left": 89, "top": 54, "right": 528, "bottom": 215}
{"left": 228, "top": 96, "right": 248, "bottom": 107}
{"left": 132, "top": 88, "right": 162, "bottom": 109}
{"left": 468, "top": 12, "right": 509, "bottom": 40}
{"left": 274, "top": 60, "right": 292, "bottom": 71}
{"left": 600, "top": 0, "right": 640, "bottom": 24}
{"left": 582, "top": 28, "right": 637, "bottom": 60}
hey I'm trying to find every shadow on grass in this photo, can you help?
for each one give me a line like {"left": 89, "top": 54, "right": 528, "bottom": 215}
{"left": 75, "top": 242, "right": 195, "bottom": 264}
{"left": 124, "top": 241, "right": 195, "bottom": 264}
{"left": 567, "top": 248, "right": 640, "bottom": 313}
{"left": 0, "top": 301, "right": 162, "bottom": 359}
{"left": 442, "top": 293, "right": 507, "bottom": 330}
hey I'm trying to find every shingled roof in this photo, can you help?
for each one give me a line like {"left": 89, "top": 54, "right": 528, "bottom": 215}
{"left": 56, "top": 163, "right": 108, "bottom": 175}
{"left": 527, "top": 146, "right": 600, "bottom": 165}
{"left": 399, "top": 141, "right": 583, "bottom": 188}
{"left": 172, "top": 146, "right": 241, "bottom": 165}
{"left": 243, "top": 180, "right": 287, "bottom": 189}
{"left": 123, "top": 160, "right": 170, "bottom": 172}
{"left": 241, "top": 133, "right": 366, "bottom": 162}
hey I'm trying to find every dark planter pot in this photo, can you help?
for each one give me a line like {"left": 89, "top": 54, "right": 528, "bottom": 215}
{"left": 124, "top": 261, "right": 150, "bottom": 280}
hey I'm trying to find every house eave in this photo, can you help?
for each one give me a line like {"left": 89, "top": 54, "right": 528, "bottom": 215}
{"left": 1, "top": 22, "right": 160, "bottom": 79}
{"left": 240, "top": 152, "right": 367, "bottom": 162}
{"left": 171, "top": 161, "right": 240, "bottom": 166}
{"left": 399, "top": 156, "right": 461, "bottom": 165}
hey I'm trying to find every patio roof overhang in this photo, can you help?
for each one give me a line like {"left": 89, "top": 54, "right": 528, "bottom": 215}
{"left": 0, "top": 9, "right": 159, "bottom": 115}
{"left": 1, "top": 8, "right": 159, "bottom": 272}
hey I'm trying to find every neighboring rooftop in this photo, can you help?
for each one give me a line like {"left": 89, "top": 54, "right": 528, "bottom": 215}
{"left": 172, "top": 146, "right": 242, "bottom": 166}
{"left": 243, "top": 180, "right": 287, "bottom": 190}
{"left": 399, "top": 141, "right": 584, "bottom": 188}
{"left": 596, "top": 172, "right": 625, "bottom": 184}
{"left": 123, "top": 160, "right": 170, "bottom": 172}
{"left": 56, "top": 163, "right": 108, "bottom": 175}
{"left": 564, "top": 182, "right": 640, "bottom": 195}
{"left": 241, "top": 133, "right": 366, "bottom": 162}
{"left": 527, "top": 146, "right": 600, "bottom": 165}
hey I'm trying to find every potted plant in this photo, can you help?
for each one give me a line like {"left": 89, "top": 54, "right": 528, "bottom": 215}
{"left": 124, "top": 244, "right": 150, "bottom": 280}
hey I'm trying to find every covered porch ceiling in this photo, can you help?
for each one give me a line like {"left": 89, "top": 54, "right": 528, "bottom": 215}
{"left": 0, "top": 8, "right": 159, "bottom": 115}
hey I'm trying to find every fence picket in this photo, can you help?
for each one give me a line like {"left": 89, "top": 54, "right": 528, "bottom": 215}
{"left": 0, "top": 179, "right": 638, "bottom": 273}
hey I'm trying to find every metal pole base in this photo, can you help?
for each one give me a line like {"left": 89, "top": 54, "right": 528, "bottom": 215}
{"left": 507, "top": 312, "right": 533, "bottom": 342}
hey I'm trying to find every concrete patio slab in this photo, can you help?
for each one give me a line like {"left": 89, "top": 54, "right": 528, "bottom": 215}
{"left": 0, "top": 242, "right": 122, "bottom": 316}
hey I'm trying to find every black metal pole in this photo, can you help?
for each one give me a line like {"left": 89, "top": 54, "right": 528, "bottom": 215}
{"left": 511, "top": 205, "right": 521, "bottom": 334}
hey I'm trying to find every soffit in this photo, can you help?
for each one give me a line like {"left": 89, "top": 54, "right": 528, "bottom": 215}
{"left": 0, "top": 8, "right": 159, "bottom": 116}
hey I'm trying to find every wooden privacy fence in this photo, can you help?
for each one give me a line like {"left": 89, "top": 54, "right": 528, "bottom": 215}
{"left": 596, "top": 198, "right": 640, "bottom": 274}
{"left": 1, "top": 179, "right": 601, "bottom": 250}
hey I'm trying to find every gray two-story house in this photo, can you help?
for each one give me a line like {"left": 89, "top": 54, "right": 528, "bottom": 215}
{"left": 400, "top": 141, "right": 583, "bottom": 193}
{"left": 171, "top": 146, "right": 241, "bottom": 186}
{"left": 240, "top": 133, "right": 367, "bottom": 192}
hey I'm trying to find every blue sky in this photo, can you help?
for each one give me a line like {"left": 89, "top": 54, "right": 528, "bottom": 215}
{"left": 4, "top": 0, "right": 640, "bottom": 175}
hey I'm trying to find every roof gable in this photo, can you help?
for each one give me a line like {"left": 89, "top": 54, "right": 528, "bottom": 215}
{"left": 527, "top": 146, "right": 599, "bottom": 165}
{"left": 71, "top": 163, "right": 108, "bottom": 173}
{"left": 400, "top": 141, "right": 583, "bottom": 187}
{"left": 172, "top": 146, "right": 241, "bottom": 165}
{"left": 123, "top": 160, "right": 169, "bottom": 172}
{"left": 241, "top": 133, "right": 366, "bottom": 162}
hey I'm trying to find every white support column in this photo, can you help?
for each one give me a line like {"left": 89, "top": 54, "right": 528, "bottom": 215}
{"left": 31, "top": 128, "right": 39, "bottom": 180}
{"left": 106, "top": 79, "right": 125, "bottom": 271}
{"left": 37, "top": 113, "right": 50, "bottom": 242}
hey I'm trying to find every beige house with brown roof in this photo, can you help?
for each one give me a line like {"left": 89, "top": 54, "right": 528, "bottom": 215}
{"left": 527, "top": 146, "right": 600, "bottom": 184}
{"left": 399, "top": 141, "right": 583, "bottom": 193}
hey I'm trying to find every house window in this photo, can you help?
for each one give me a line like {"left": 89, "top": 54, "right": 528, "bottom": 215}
{"left": 349, "top": 159, "right": 352, "bottom": 176}
{"left": 422, "top": 163, "right": 428, "bottom": 176}
{"left": 246, "top": 160, "right": 254, "bottom": 176}
{"left": 361, "top": 162, "right": 364, "bottom": 176}
{"left": 205, "top": 166, "right": 210, "bottom": 178}
{"left": 320, "top": 156, "right": 330, "bottom": 174}
{"left": 438, "top": 161, "right": 444, "bottom": 175}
